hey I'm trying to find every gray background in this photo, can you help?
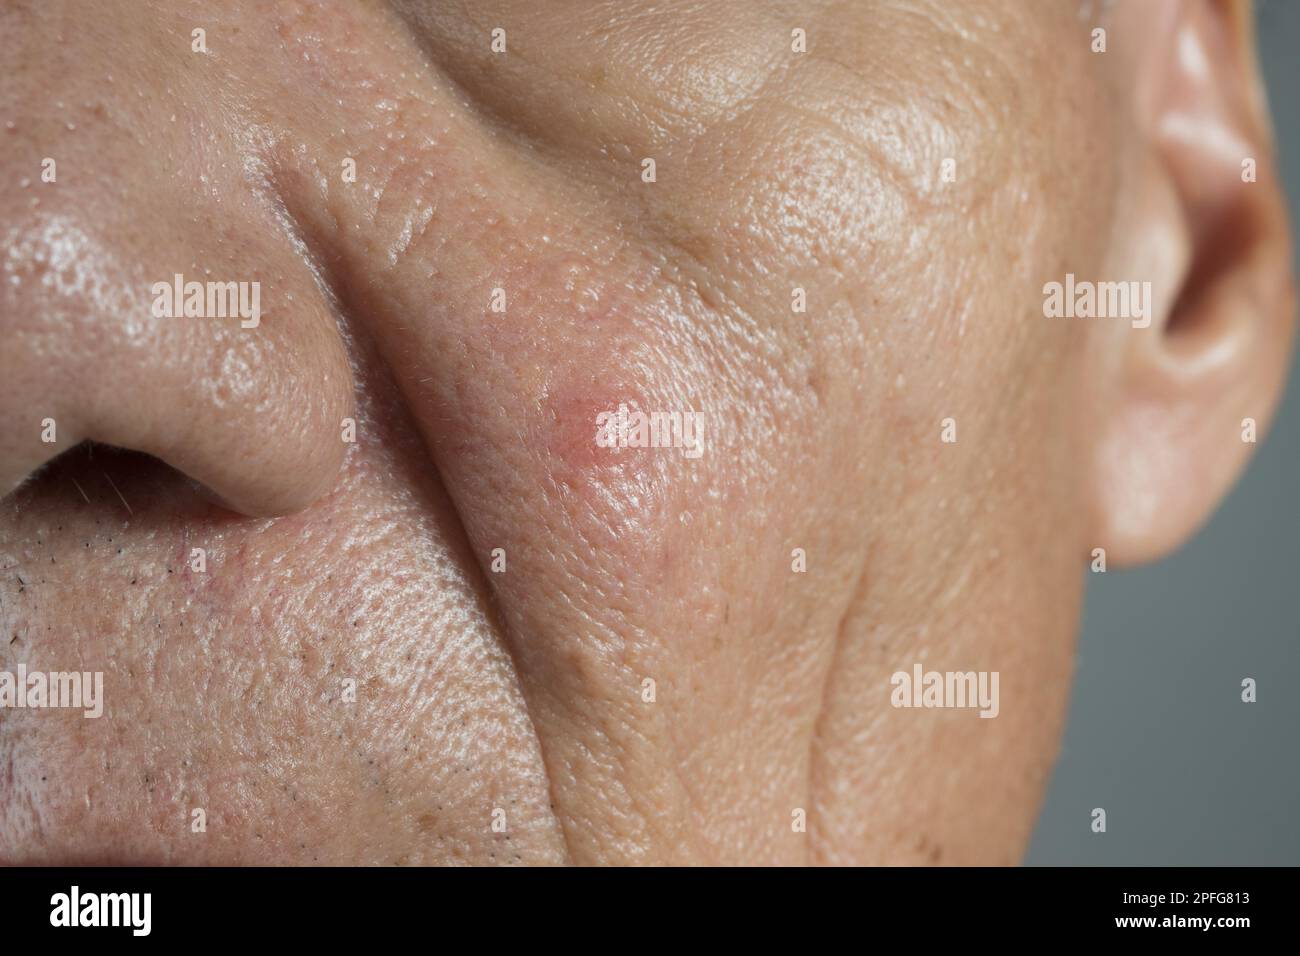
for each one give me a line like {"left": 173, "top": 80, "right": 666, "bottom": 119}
{"left": 1027, "top": 0, "right": 1300, "bottom": 865}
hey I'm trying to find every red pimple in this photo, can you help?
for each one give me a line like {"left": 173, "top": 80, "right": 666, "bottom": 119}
{"left": 541, "top": 376, "right": 652, "bottom": 481}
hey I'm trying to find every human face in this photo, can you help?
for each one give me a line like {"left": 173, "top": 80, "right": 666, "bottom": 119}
{"left": 0, "top": 0, "right": 1293, "bottom": 864}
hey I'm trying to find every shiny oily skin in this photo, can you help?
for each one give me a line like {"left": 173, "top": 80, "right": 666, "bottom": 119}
{"left": 0, "top": 1, "right": 1292, "bottom": 864}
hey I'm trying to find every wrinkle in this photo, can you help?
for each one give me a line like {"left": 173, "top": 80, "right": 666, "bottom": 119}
{"left": 253, "top": 170, "right": 573, "bottom": 864}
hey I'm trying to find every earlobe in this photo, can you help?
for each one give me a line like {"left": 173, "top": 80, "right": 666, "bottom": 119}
{"left": 1088, "top": 0, "right": 1296, "bottom": 567}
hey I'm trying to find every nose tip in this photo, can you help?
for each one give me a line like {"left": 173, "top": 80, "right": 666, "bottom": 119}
{"left": 1, "top": 213, "right": 356, "bottom": 518}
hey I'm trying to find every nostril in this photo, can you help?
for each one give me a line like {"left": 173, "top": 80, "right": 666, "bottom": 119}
{"left": 2, "top": 190, "right": 359, "bottom": 522}
{"left": 1, "top": 272, "right": 358, "bottom": 519}
{"left": 0, "top": 351, "right": 355, "bottom": 519}
{"left": 4, "top": 441, "right": 249, "bottom": 524}
{"left": 1, "top": 356, "right": 354, "bottom": 520}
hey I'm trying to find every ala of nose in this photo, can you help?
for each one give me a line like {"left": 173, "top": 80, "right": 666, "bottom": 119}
{"left": 0, "top": 219, "right": 356, "bottom": 518}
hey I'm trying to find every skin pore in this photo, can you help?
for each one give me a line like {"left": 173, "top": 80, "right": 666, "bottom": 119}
{"left": 0, "top": 0, "right": 1293, "bottom": 864}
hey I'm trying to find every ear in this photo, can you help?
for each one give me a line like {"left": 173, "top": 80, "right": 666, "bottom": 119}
{"left": 1088, "top": 0, "right": 1297, "bottom": 567}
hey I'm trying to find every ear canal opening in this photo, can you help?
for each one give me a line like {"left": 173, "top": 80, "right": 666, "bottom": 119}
{"left": 1165, "top": 184, "right": 1266, "bottom": 338}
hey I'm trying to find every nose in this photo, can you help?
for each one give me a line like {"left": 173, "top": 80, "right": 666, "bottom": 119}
{"left": 0, "top": 205, "right": 355, "bottom": 517}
